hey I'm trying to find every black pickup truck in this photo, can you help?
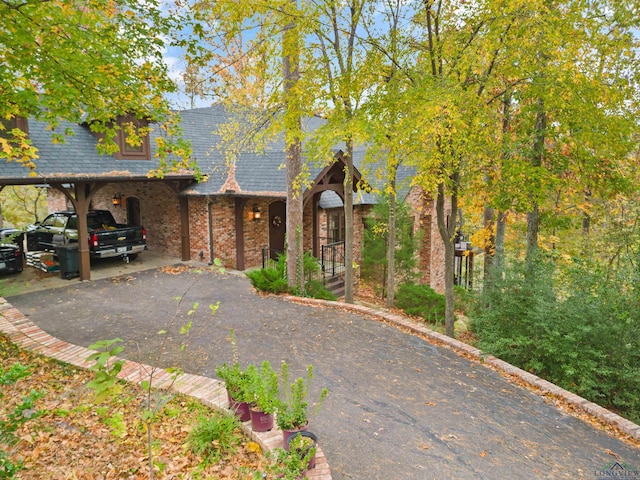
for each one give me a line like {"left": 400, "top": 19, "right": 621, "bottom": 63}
{"left": 26, "top": 210, "right": 146, "bottom": 260}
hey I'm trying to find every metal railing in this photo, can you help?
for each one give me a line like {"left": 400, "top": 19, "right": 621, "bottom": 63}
{"left": 321, "top": 241, "right": 345, "bottom": 278}
{"left": 261, "top": 242, "right": 346, "bottom": 283}
{"left": 261, "top": 247, "right": 282, "bottom": 270}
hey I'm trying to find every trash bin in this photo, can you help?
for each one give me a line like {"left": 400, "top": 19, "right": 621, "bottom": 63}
{"left": 55, "top": 244, "right": 79, "bottom": 280}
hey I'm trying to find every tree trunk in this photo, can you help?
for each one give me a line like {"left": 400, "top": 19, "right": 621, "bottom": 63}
{"left": 343, "top": 139, "right": 354, "bottom": 303}
{"left": 482, "top": 203, "right": 494, "bottom": 290}
{"left": 526, "top": 101, "right": 546, "bottom": 264}
{"left": 436, "top": 172, "right": 458, "bottom": 338}
{"left": 283, "top": 6, "right": 304, "bottom": 291}
{"left": 386, "top": 187, "right": 397, "bottom": 308}
{"left": 494, "top": 210, "right": 506, "bottom": 279}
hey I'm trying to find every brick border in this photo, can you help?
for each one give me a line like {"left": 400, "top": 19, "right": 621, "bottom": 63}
{"left": 0, "top": 297, "right": 331, "bottom": 480}
{"left": 283, "top": 295, "right": 640, "bottom": 443}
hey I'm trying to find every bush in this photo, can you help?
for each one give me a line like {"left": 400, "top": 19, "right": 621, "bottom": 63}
{"left": 187, "top": 410, "right": 243, "bottom": 463}
{"left": 454, "top": 285, "right": 476, "bottom": 316}
{"left": 246, "top": 267, "right": 289, "bottom": 294}
{"left": 471, "top": 256, "right": 640, "bottom": 423}
{"left": 246, "top": 253, "right": 337, "bottom": 301}
{"left": 395, "top": 282, "right": 446, "bottom": 325}
{"left": 301, "top": 280, "right": 336, "bottom": 301}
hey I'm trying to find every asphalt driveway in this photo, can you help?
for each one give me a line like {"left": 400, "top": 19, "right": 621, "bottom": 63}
{"left": 6, "top": 266, "right": 640, "bottom": 479}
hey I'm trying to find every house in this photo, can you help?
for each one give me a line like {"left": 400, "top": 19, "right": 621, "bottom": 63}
{"left": 0, "top": 106, "right": 448, "bottom": 292}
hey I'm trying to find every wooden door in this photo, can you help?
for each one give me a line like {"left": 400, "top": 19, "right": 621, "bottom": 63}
{"left": 268, "top": 201, "right": 286, "bottom": 260}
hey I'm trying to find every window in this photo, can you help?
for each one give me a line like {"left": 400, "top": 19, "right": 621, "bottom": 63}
{"left": 0, "top": 116, "right": 28, "bottom": 139}
{"left": 114, "top": 115, "right": 150, "bottom": 160}
{"left": 42, "top": 214, "right": 68, "bottom": 229}
{"left": 327, "top": 211, "right": 345, "bottom": 243}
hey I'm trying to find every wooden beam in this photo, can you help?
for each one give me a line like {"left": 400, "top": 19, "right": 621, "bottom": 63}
{"left": 179, "top": 196, "right": 190, "bottom": 261}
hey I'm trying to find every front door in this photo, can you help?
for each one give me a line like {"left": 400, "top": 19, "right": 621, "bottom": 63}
{"left": 126, "top": 197, "right": 141, "bottom": 226}
{"left": 268, "top": 201, "right": 286, "bottom": 260}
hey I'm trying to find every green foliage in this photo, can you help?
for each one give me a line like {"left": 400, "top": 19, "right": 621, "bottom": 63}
{"left": 362, "top": 197, "right": 419, "bottom": 298}
{"left": 0, "top": 450, "right": 22, "bottom": 479}
{"left": 276, "top": 364, "right": 328, "bottom": 431}
{"left": 0, "top": 363, "right": 30, "bottom": 387}
{"left": 246, "top": 267, "right": 289, "bottom": 294}
{"left": 0, "top": 0, "right": 194, "bottom": 172}
{"left": 216, "top": 361, "right": 252, "bottom": 404}
{"left": 0, "top": 186, "right": 48, "bottom": 226}
{"left": 0, "top": 389, "right": 44, "bottom": 445}
{"left": 472, "top": 255, "right": 640, "bottom": 423}
{"left": 86, "top": 338, "right": 126, "bottom": 403}
{"left": 247, "top": 253, "right": 337, "bottom": 300}
{"left": 187, "top": 410, "right": 243, "bottom": 464}
{"left": 395, "top": 283, "right": 446, "bottom": 325}
{"left": 246, "top": 361, "right": 279, "bottom": 414}
{"left": 263, "top": 444, "right": 316, "bottom": 480}
{"left": 216, "top": 329, "right": 254, "bottom": 403}
{"left": 454, "top": 286, "right": 477, "bottom": 316}
{"left": 300, "top": 280, "right": 336, "bottom": 301}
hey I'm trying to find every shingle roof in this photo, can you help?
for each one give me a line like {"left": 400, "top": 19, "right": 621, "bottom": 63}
{"left": 1, "top": 106, "right": 416, "bottom": 204}
{"left": 0, "top": 115, "right": 196, "bottom": 184}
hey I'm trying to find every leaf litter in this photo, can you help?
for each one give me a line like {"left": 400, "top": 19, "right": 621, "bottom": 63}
{"left": 0, "top": 334, "right": 268, "bottom": 479}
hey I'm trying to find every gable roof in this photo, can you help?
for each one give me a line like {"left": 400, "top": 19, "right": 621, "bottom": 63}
{"left": 0, "top": 106, "right": 417, "bottom": 204}
{"left": 0, "top": 116, "right": 195, "bottom": 185}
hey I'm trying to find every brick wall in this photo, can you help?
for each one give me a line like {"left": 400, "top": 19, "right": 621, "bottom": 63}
{"left": 48, "top": 186, "right": 371, "bottom": 283}
{"left": 404, "top": 186, "right": 448, "bottom": 294}
{"left": 94, "top": 182, "right": 182, "bottom": 256}
{"left": 47, "top": 190, "right": 70, "bottom": 212}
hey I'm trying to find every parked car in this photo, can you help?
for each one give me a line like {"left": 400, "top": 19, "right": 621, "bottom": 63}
{"left": 0, "top": 228, "right": 25, "bottom": 249}
{"left": 26, "top": 210, "right": 146, "bottom": 260}
{"left": 0, "top": 244, "right": 23, "bottom": 274}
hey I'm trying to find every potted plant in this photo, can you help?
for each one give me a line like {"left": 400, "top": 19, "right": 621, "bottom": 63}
{"left": 215, "top": 329, "right": 252, "bottom": 421}
{"left": 287, "top": 431, "right": 318, "bottom": 472}
{"left": 215, "top": 361, "right": 252, "bottom": 421}
{"left": 277, "top": 363, "right": 328, "bottom": 448}
{"left": 267, "top": 444, "right": 314, "bottom": 480}
{"left": 247, "top": 361, "right": 279, "bottom": 432}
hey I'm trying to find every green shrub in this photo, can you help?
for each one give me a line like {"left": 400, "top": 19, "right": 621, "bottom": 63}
{"left": 247, "top": 253, "right": 337, "bottom": 301}
{"left": 454, "top": 286, "right": 476, "bottom": 316}
{"left": 301, "top": 280, "right": 336, "bottom": 301}
{"left": 246, "top": 268, "right": 289, "bottom": 294}
{"left": 187, "top": 410, "right": 243, "bottom": 463}
{"left": 472, "top": 255, "right": 640, "bottom": 424}
{"left": 395, "top": 282, "right": 446, "bottom": 325}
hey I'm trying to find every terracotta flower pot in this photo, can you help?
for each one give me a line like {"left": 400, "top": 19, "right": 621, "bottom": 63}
{"left": 227, "top": 391, "right": 251, "bottom": 422}
{"left": 250, "top": 406, "right": 274, "bottom": 432}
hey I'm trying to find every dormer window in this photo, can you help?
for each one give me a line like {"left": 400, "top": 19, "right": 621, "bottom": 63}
{"left": 0, "top": 116, "right": 29, "bottom": 139}
{"left": 114, "top": 115, "right": 150, "bottom": 160}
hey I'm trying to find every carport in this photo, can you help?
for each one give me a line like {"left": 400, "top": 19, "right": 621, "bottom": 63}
{"left": 0, "top": 174, "right": 194, "bottom": 281}
{"left": 1, "top": 113, "right": 198, "bottom": 281}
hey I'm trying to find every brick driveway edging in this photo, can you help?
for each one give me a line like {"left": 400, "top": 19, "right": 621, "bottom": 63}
{"left": 283, "top": 295, "right": 640, "bottom": 444}
{"left": 0, "top": 297, "right": 331, "bottom": 480}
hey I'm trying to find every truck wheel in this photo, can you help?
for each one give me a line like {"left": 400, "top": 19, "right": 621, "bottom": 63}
{"left": 127, "top": 254, "right": 138, "bottom": 261}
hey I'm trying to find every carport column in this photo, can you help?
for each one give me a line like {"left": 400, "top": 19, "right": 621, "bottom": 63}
{"left": 74, "top": 185, "right": 91, "bottom": 281}
{"left": 179, "top": 196, "right": 191, "bottom": 261}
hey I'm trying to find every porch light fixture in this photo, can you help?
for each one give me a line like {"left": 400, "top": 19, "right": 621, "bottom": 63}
{"left": 252, "top": 203, "right": 261, "bottom": 221}
{"left": 112, "top": 193, "right": 122, "bottom": 206}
